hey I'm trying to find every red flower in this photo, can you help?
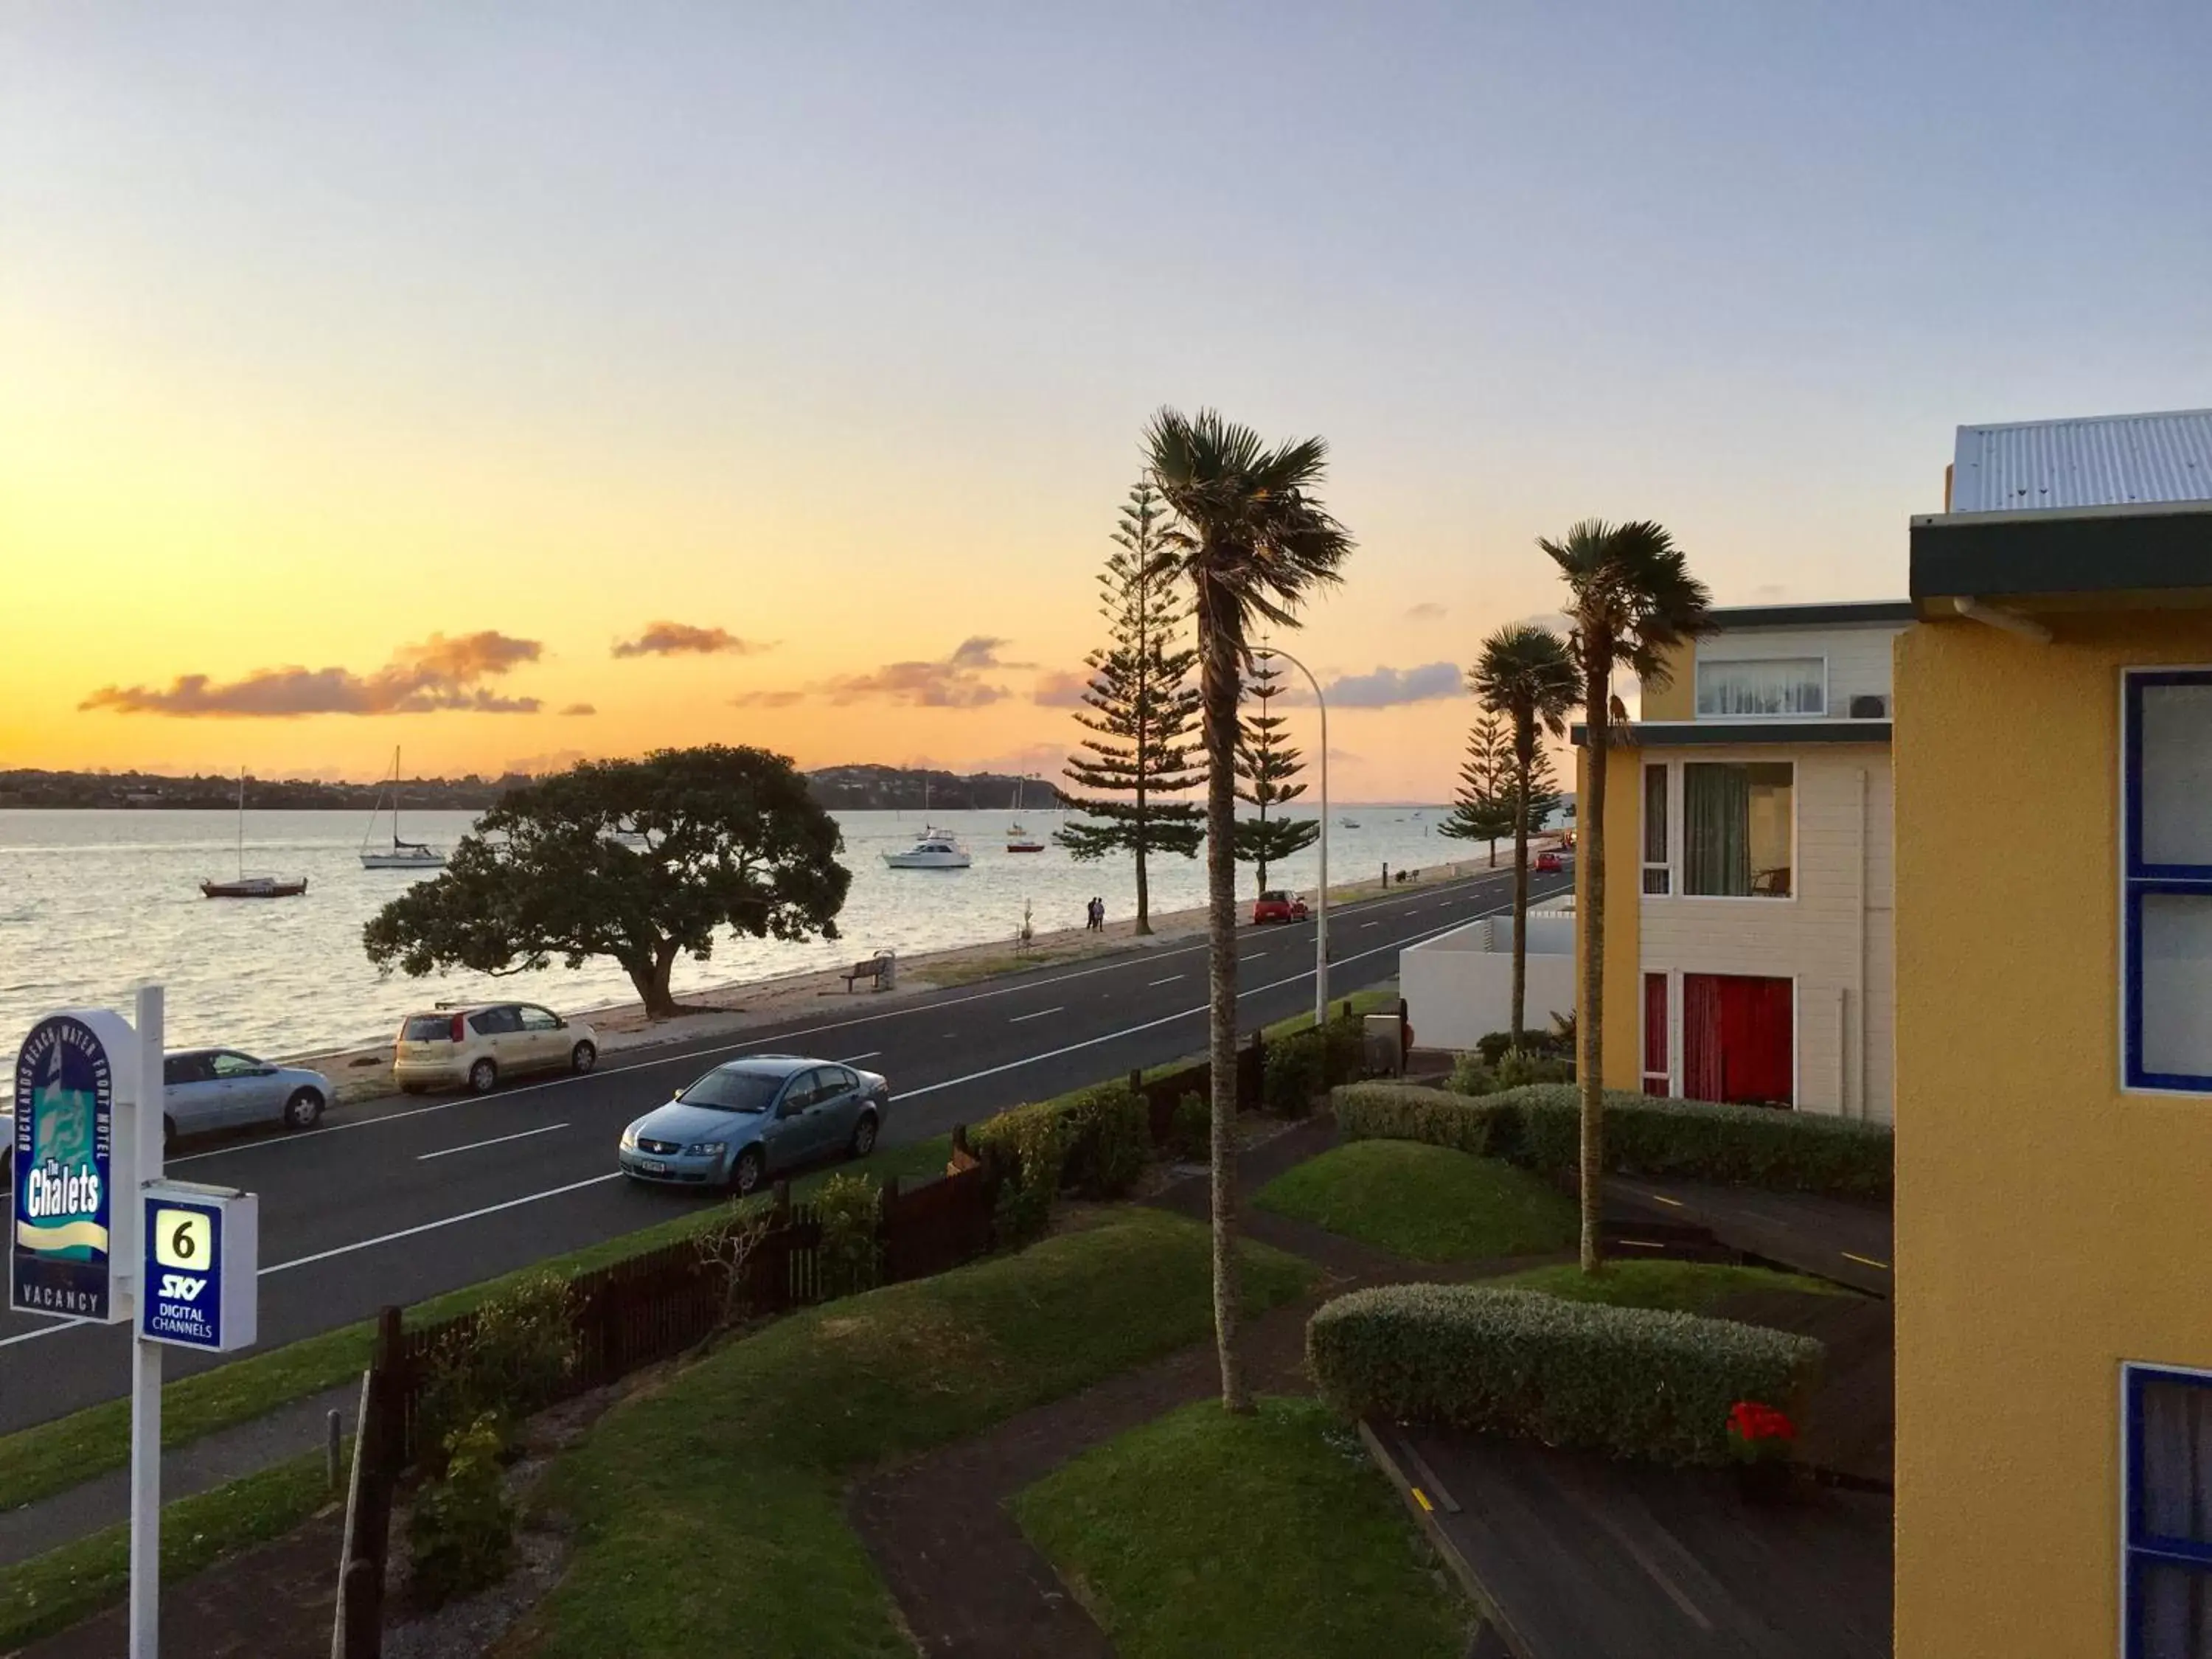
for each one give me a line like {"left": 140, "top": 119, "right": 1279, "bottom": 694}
{"left": 1726, "top": 1400, "right": 1797, "bottom": 1443}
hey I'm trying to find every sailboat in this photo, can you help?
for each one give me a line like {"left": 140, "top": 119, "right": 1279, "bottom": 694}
{"left": 201, "top": 768, "right": 309, "bottom": 898}
{"left": 359, "top": 748, "right": 445, "bottom": 869}
{"left": 1005, "top": 776, "right": 1044, "bottom": 853}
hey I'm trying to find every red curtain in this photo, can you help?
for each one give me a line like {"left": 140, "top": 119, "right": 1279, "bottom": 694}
{"left": 1643, "top": 973, "right": 1669, "bottom": 1090}
{"left": 1681, "top": 974, "right": 1792, "bottom": 1106}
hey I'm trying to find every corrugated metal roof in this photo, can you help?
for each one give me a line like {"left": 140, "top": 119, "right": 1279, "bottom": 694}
{"left": 1951, "top": 408, "right": 2212, "bottom": 513}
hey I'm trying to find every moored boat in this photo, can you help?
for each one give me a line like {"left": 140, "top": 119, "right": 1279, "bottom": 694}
{"left": 360, "top": 747, "right": 445, "bottom": 869}
{"left": 201, "top": 768, "right": 310, "bottom": 900}
{"left": 883, "top": 827, "right": 973, "bottom": 869}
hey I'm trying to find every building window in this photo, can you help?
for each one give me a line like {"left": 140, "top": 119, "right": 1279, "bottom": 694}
{"left": 1642, "top": 763, "right": 1671, "bottom": 894}
{"left": 2126, "top": 1363, "right": 2212, "bottom": 1657}
{"left": 1642, "top": 973, "right": 1669, "bottom": 1096}
{"left": 1682, "top": 762, "right": 1793, "bottom": 897}
{"left": 2124, "top": 671, "right": 2212, "bottom": 1093}
{"left": 1696, "top": 657, "right": 1826, "bottom": 717}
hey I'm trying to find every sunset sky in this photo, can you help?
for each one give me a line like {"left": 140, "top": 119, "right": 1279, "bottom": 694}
{"left": 4, "top": 3, "right": 2208, "bottom": 799}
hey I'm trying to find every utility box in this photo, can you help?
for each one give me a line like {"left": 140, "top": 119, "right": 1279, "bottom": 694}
{"left": 1362, "top": 1014, "right": 1405, "bottom": 1079}
{"left": 139, "top": 1181, "right": 258, "bottom": 1353}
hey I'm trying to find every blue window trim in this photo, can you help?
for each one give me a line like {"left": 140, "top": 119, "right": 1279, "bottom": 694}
{"left": 2122, "top": 670, "right": 2212, "bottom": 1093}
{"left": 2126, "top": 1364, "right": 2212, "bottom": 1658}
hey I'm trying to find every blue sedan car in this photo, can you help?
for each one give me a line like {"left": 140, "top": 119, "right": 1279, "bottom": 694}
{"left": 619, "top": 1055, "right": 891, "bottom": 1196}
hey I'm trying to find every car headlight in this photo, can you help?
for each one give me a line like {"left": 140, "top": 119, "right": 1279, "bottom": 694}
{"left": 619, "top": 1125, "right": 640, "bottom": 1149}
{"left": 686, "top": 1141, "right": 728, "bottom": 1156}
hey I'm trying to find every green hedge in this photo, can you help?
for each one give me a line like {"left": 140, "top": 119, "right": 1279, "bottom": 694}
{"left": 971, "top": 1080, "right": 1150, "bottom": 1203}
{"left": 1332, "top": 1082, "right": 1891, "bottom": 1200}
{"left": 1307, "top": 1284, "right": 1823, "bottom": 1467}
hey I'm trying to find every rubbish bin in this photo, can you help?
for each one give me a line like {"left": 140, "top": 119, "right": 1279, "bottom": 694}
{"left": 876, "top": 950, "right": 897, "bottom": 990}
{"left": 1362, "top": 1013, "right": 1403, "bottom": 1079}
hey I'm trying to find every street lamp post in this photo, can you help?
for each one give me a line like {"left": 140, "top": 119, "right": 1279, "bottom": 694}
{"left": 1256, "top": 647, "right": 1329, "bottom": 1026}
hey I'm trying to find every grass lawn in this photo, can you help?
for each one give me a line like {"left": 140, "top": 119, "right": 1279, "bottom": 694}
{"left": 1014, "top": 1395, "right": 1471, "bottom": 1659}
{"left": 0, "top": 1133, "right": 953, "bottom": 1517}
{"left": 0, "top": 1449, "right": 339, "bottom": 1651}
{"left": 1487, "top": 1259, "right": 1854, "bottom": 1314}
{"left": 515, "top": 1208, "right": 1315, "bottom": 1659}
{"left": 1254, "top": 1138, "right": 1576, "bottom": 1262}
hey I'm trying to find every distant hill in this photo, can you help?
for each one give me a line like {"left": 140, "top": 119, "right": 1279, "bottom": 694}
{"left": 0, "top": 763, "right": 1069, "bottom": 813}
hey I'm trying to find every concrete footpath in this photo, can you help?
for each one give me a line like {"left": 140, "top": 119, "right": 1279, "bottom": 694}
{"left": 0, "top": 1381, "right": 359, "bottom": 1568}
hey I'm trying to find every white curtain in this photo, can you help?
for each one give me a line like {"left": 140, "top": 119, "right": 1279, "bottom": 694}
{"left": 1697, "top": 658, "right": 1823, "bottom": 717}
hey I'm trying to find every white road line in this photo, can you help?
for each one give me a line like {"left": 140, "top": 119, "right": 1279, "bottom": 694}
{"left": 1147, "top": 975, "right": 1183, "bottom": 987}
{"left": 261, "top": 1174, "right": 627, "bottom": 1276}
{"left": 1008, "top": 1006, "right": 1065, "bottom": 1024}
{"left": 0, "top": 1318, "right": 84, "bottom": 1349}
{"left": 1361, "top": 921, "right": 1380, "bottom": 929}
{"left": 839, "top": 1051, "right": 883, "bottom": 1063}
{"left": 417, "top": 1122, "right": 569, "bottom": 1161}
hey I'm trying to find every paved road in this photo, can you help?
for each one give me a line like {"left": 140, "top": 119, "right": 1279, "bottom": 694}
{"left": 0, "top": 867, "right": 1568, "bottom": 1433}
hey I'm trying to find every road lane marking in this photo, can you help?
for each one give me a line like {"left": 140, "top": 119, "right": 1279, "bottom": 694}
{"left": 1008, "top": 1006, "right": 1065, "bottom": 1023}
{"left": 261, "top": 1174, "right": 627, "bottom": 1276}
{"left": 839, "top": 1051, "right": 883, "bottom": 1063}
{"left": 417, "top": 1123, "right": 570, "bottom": 1161}
{"left": 1841, "top": 1252, "right": 1891, "bottom": 1271}
{"left": 1148, "top": 975, "right": 1183, "bottom": 987}
{"left": 0, "top": 1318, "right": 83, "bottom": 1349}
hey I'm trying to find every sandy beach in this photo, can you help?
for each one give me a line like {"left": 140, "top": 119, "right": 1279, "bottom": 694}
{"left": 296, "top": 851, "right": 1548, "bottom": 1104}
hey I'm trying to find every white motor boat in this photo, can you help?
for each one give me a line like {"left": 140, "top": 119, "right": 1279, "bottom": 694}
{"left": 360, "top": 747, "right": 446, "bottom": 869}
{"left": 883, "top": 827, "right": 973, "bottom": 869}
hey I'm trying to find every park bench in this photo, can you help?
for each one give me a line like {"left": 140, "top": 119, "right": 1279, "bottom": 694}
{"left": 841, "top": 951, "right": 896, "bottom": 992}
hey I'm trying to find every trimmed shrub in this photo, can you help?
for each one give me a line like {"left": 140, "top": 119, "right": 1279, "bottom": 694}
{"left": 1494, "top": 1049, "right": 1573, "bottom": 1089}
{"left": 815, "top": 1172, "right": 882, "bottom": 1298}
{"left": 408, "top": 1413, "right": 515, "bottom": 1607}
{"left": 1168, "top": 1091, "right": 1210, "bottom": 1162}
{"left": 1306, "top": 1284, "right": 1823, "bottom": 1467}
{"left": 1334, "top": 1083, "right": 1510, "bottom": 1158}
{"left": 973, "top": 1102, "right": 1069, "bottom": 1247}
{"left": 1330, "top": 1082, "right": 1892, "bottom": 1200}
{"left": 1062, "top": 1082, "right": 1150, "bottom": 1198}
{"left": 1446, "top": 1053, "right": 1496, "bottom": 1098}
{"left": 1264, "top": 1032, "right": 1327, "bottom": 1118}
{"left": 1320, "top": 1011, "right": 1366, "bottom": 1086}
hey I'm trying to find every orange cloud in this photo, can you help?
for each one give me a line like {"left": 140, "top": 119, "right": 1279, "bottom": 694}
{"left": 559, "top": 702, "right": 597, "bottom": 716}
{"left": 611, "top": 622, "right": 773, "bottom": 658}
{"left": 79, "top": 631, "right": 544, "bottom": 717}
{"left": 741, "top": 637, "right": 1032, "bottom": 710}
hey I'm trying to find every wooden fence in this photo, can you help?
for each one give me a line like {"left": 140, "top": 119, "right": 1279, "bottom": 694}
{"left": 335, "top": 1142, "right": 995, "bottom": 1657}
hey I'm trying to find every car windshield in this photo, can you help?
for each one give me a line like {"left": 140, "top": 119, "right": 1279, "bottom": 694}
{"left": 678, "top": 1068, "right": 785, "bottom": 1113}
{"left": 403, "top": 1015, "right": 452, "bottom": 1041}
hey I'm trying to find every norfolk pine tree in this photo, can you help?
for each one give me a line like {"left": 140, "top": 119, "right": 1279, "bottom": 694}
{"left": 1055, "top": 481, "right": 1206, "bottom": 933}
{"left": 1438, "top": 709, "right": 1519, "bottom": 866}
{"left": 1233, "top": 654, "right": 1320, "bottom": 892}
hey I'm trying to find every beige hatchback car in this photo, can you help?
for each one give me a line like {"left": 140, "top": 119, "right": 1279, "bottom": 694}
{"left": 392, "top": 1002, "right": 599, "bottom": 1095}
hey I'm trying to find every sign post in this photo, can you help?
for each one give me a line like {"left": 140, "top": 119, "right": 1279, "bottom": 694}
{"left": 128, "top": 985, "right": 161, "bottom": 1659}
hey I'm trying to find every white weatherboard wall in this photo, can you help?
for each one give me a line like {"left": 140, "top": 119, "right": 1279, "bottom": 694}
{"left": 1697, "top": 625, "right": 1905, "bottom": 717}
{"left": 1402, "top": 911, "right": 1575, "bottom": 1051}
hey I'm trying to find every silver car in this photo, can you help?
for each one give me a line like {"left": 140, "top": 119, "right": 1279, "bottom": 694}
{"left": 163, "top": 1049, "right": 330, "bottom": 1146}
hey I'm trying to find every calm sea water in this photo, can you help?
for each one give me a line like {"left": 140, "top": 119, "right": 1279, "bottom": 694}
{"left": 0, "top": 806, "right": 1468, "bottom": 1062}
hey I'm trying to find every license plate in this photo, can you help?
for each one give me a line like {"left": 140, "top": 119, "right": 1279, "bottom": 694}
{"left": 639, "top": 1159, "right": 669, "bottom": 1176}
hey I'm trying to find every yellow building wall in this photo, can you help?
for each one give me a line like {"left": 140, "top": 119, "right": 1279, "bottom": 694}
{"left": 1638, "top": 641, "right": 1696, "bottom": 721}
{"left": 1894, "top": 611, "right": 2212, "bottom": 1656}
{"left": 1574, "top": 740, "right": 1644, "bottom": 1092}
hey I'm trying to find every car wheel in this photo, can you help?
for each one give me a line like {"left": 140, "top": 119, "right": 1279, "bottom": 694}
{"left": 847, "top": 1111, "right": 879, "bottom": 1159}
{"left": 283, "top": 1088, "right": 324, "bottom": 1131}
{"left": 729, "top": 1147, "right": 765, "bottom": 1197}
{"left": 467, "top": 1058, "right": 498, "bottom": 1094}
{"left": 571, "top": 1040, "right": 597, "bottom": 1075}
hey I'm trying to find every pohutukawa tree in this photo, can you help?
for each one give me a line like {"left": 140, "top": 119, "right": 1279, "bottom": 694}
{"left": 1147, "top": 407, "right": 1352, "bottom": 1413}
{"left": 1544, "top": 521, "right": 1713, "bottom": 1273}
{"left": 363, "top": 745, "right": 850, "bottom": 1020}
{"left": 1438, "top": 709, "right": 1520, "bottom": 866}
{"left": 1056, "top": 479, "right": 1206, "bottom": 933}
{"left": 1233, "top": 654, "right": 1320, "bottom": 893}
{"left": 1470, "top": 623, "right": 1582, "bottom": 1053}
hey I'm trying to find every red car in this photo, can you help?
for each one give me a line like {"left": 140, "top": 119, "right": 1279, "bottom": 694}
{"left": 1534, "top": 851, "right": 1565, "bottom": 874}
{"left": 1251, "top": 889, "right": 1310, "bottom": 925}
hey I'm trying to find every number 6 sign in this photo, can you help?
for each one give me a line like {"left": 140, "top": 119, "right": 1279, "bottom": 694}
{"left": 139, "top": 1182, "right": 257, "bottom": 1352}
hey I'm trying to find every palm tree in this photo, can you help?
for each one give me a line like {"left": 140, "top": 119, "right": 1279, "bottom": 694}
{"left": 1147, "top": 407, "right": 1352, "bottom": 1411}
{"left": 1543, "top": 520, "right": 1714, "bottom": 1273}
{"left": 1470, "top": 624, "right": 1582, "bottom": 1053}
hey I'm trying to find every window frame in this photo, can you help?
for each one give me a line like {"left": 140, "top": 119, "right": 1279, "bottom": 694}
{"left": 2123, "top": 1360, "right": 2212, "bottom": 1658}
{"left": 1641, "top": 762, "right": 1672, "bottom": 897}
{"left": 1678, "top": 759, "right": 1798, "bottom": 904}
{"left": 2121, "top": 668, "right": 2212, "bottom": 1095}
{"left": 1694, "top": 655, "right": 1829, "bottom": 720}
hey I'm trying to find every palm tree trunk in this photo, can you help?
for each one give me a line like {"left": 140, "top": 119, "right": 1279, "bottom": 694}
{"left": 1578, "top": 664, "right": 1608, "bottom": 1274}
{"left": 1202, "top": 634, "right": 1250, "bottom": 1412}
{"left": 1510, "top": 717, "right": 1533, "bottom": 1051}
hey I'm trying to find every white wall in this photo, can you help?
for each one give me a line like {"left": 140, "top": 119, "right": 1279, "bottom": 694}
{"left": 1697, "top": 623, "right": 1905, "bottom": 717}
{"left": 1401, "top": 913, "right": 1576, "bottom": 1052}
